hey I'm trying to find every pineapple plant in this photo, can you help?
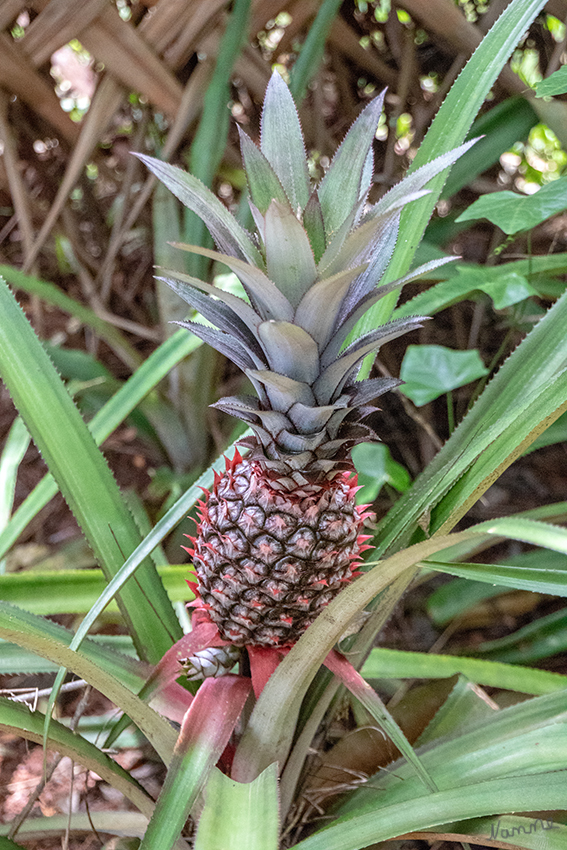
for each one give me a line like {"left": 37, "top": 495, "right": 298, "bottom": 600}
{"left": 140, "top": 73, "right": 470, "bottom": 651}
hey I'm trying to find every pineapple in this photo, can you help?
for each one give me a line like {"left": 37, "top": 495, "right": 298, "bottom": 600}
{"left": 140, "top": 73, "right": 470, "bottom": 648}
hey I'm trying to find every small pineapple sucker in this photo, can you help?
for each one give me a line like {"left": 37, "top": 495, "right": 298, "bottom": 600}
{"left": 140, "top": 72, "right": 474, "bottom": 651}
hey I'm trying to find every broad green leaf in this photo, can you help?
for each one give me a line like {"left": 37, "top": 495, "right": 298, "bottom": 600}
{"left": 456, "top": 176, "right": 567, "bottom": 234}
{"left": 139, "top": 677, "right": 251, "bottom": 850}
{"left": 0, "top": 328, "right": 199, "bottom": 560}
{"left": 0, "top": 601, "right": 177, "bottom": 763}
{"left": 351, "top": 443, "right": 411, "bottom": 502}
{"left": 0, "top": 278, "right": 181, "bottom": 662}
{"left": 536, "top": 64, "right": 567, "bottom": 97}
{"left": 260, "top": 72, "right": 310, "bottom": 211}
{"left": 395, "top": 254, "right": 567, "bottom": 319}
{"left": 480, "top": 271, "right": 538, "bottom": 308}
{"left": 0, "top": 697, "right": 154, "bottom": 817}
{"left": 362, "top": 648, "right": 567, "bottom": 695}
{"left": 194, "top": 764, "right": 279, "bottom": 850}
{"left": 399, "top": 345, "right": 488, "bottom": 406}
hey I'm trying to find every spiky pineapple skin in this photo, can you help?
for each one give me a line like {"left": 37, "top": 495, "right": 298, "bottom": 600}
{"left": 189, "top": 453, "right": 372, "bottom": 647}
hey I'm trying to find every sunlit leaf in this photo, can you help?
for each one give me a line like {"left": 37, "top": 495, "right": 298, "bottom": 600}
{"left": 399, "top": 345, "right": 488, "bottom": 406}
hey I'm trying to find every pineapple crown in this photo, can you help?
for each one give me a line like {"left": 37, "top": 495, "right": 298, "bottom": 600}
{"left": 139, "top": 74, "right": 474, "bottom": 480}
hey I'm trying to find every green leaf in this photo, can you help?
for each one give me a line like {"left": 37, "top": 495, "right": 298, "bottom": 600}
{"left": 399, "top": 345, "right": 488, "bottom": 406}
{"left": 536, "top": 64, "right": 567, "bottom": 97}
{"left": 0, "top": 812, "right": 148, "bottom": 843}
{"left": 395, "top": 254, "right": 567, "bottom": 319}
{"left": 289, "top": 0, "right": 344, "bottom": 102}
{"left": 0, "top": 417, "right": 29, "bottom": 537}
{"left": 264, "top": 201, "right": 317, "bottom": 307}
{"left": 351, "top": 443, "right": 411, "bottom": 501}
{"left": 239, "top": 127, "right": 292, "bottom": 214}
{"left": 194, "top": 764, "right": 279, "bottom": 850}
{"left": 260, "top": 72, "right": 310, "bottom": 212}
{"left": 136, "top": 154, "right": 262, "bottom": 268}
{"left": 362, "top": 648, "right": 567, "bottom": 695}
{"left": 456, "top": 176, "right": 567, "bottom": 234}
{"left": 0, "top": 279, "right": 181, "bottom": 662}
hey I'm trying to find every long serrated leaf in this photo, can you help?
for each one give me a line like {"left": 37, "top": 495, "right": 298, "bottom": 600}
{"left": 315, "top": 317, "right": 425, "bottom": 400}
{"left": 264, "top": 201, "right": 317, "bottom": 307}
{"left": 174, "top": 319, "right": 263, "bottom": 372}
{"left": 136, "top": 154, "right": 262, "bottom": 267}
{"left": 261, "top": 72, "right": 310, "bottom": 212}
{"left": 0, "top": 279, "right": 181, "bottom": 663}
{"left": 195, "top": 764, "right": 279, "bottom": 850}
{"left": 157, "top": 274, "right": 262, "bottom": 351}
{"left": 318, "top": 93, "right": 385, "bottom": 238}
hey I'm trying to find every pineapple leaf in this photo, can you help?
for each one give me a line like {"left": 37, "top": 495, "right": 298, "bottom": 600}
{"left": 302, "top": 191, "right": 327, "bottom": 263}
{"left": 170, "top": 242, "right": 294, "bottom": 321}
{"left": 294, "top": 264, "right": 368, "bottom": 348}
{"left": 321, "top": 209, "right": 402, "bottom": 281}
{"left": 264, "top": 201, "right": 317, "bottom": 307}
{"left": 157, "top": 275, "right": 264, "bottom": 357}
{"left": 338, "top": 213, "right": 402, "bottom": 316}
{"left": 246, "top": 369, "right": 316, "bottom": 410}
{"left": 157, "top": 271, "right": 260, "bottom": 333}
{"left": 173, "top": 320, "right": 264, "bottom": 372}
{"left": 261, "top": 71, "right": 311, "bottom": 213}
{"left": 317, "top": 91, "right": 386, "bottom": 238}
{"left": 257, "top": 321, "right": 320, "bottom": 384}
{"left": 238, "top": 126, "right": 292, "bottom": 214}
{"left": 315, "top": 316, "right": 426, "bottom": 401}
{"left": 372, "top": 139, "right": 479, "bottom": 218}
{"left": 136, "top": 154, "right": 263, "bottom": 267}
